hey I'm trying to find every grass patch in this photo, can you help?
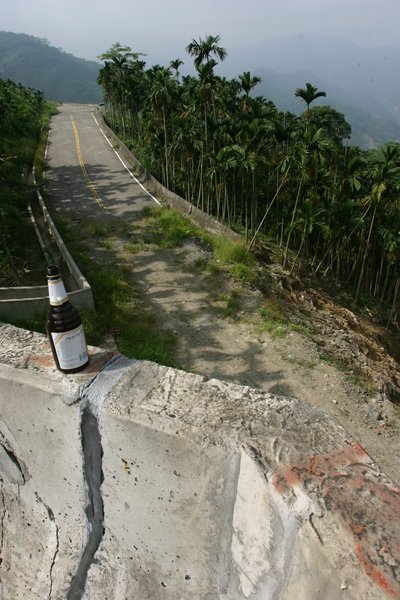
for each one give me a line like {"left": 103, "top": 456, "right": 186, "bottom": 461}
{"left": 207, "top": 237, "right": 257, "bottom": 284}
{"left": 100, "top": 239, "right": 114, "bottom": 251}
{"left": 141, "top": 206, "right": 259, "bottom": 286}
{"left": 125, "top": 240, "right": 146, "bottom": 254}
{"left": 113, "top": 220, "right": 132, "bottom": 237}
{"left": 86, "top": 222, "right": 107, "bottom": 238}
{"left": 144, "top": 206, "right": 197, "bottom": 248}
{"left": 192, "top": 256, "right": 208, "bottom": 271}
{"left": 7, "top": 314, "right": 46, "bottom": 335}
{"left": 215, "top": 291, "right": 241, "bottom": 318}
{"left": 210, "top": 237, "right": 250, "bottom": 265}
{"left": 71, "top": 245, "right": 176, "bottom": 366}
{"left": 47, "top": 212, "right": 177, "bottom": 365}
{"left": 229, "top": 262, "right": 257, "bottom": 285}
{"left": 259, "top": 299, "right": 290, "bottom": 338}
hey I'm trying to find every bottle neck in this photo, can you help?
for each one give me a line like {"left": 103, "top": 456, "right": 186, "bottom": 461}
{"left": 47, "top": 277, "right": 68, "bottom": 306}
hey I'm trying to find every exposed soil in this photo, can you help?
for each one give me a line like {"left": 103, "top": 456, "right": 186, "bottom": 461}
{"left": 79, "top": 212, "right": 400, "bottom": 487}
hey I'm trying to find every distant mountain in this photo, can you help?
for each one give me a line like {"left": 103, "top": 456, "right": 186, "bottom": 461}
{"left": 225, "top": 34, "right": 400, "bottom": 148}
{"left": 2, "top": 31, "right": 399, "bottom": 148}
{"left": 0, "top": 31, "right": 102, "bottom": 103}
{"left": 252, "top": 67, "right": 400, "bottom": 148}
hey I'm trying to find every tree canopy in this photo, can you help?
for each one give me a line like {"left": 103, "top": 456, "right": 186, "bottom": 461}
{"left": 0, "top": 79, "right": 52, "bottom": 284}
{"left": 97, "top": 38, "right": 400, "bottom": 328}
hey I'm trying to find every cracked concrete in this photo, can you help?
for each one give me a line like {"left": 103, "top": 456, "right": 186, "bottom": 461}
{"left": 0, "top": 323, "right": 399, "bottom": 599}
{"left": 66, "top": 404, "right": 104, "bottom": 600}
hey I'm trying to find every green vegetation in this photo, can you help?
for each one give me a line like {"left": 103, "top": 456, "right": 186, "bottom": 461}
{"left": 72, "top": 204, "right": 258, "bottom": 332}
{"left": 259, "top": 300, "right": 290, "bottom": 338}
{"left": 0, "top": 78, "right": 56, "bottom": 285}
{"left": 145, "top": 206, "right": 197, "bottom": 248}
{"left": 142, "top": 205, "right": 257, "bottom": 286}
{"left": 80, "top": 267, "right": 176, "bottom": 365}
{"left": 215, "top": 291, "right": 241, "bottom": 318}
{"left": 97, "top": 37, "right": 400, "bottom": 330}
{"left": 53, "top": 216, "right": 177, "bottom": 366}
{"left": 74, "top": 205, "right": 258, "bottom": 350}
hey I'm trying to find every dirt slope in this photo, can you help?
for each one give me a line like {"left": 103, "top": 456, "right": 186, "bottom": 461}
{"left": 80, "top": 219, "right": 400, "bottom": 487}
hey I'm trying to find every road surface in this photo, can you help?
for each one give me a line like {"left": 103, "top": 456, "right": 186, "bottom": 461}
{"left": 46, "top": 103, "right": 158, "bottom": 220}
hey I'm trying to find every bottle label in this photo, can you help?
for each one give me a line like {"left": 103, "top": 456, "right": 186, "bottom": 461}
{"left": 51, "top": 325, "right": 88, "bottom": 370}
{"left": 48, "top": 279, "right": 68, "bottom": 306}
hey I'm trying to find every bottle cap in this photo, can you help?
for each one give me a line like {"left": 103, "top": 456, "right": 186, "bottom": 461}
{"left": 46, "top": 265, "right": 60, "bottom": 278}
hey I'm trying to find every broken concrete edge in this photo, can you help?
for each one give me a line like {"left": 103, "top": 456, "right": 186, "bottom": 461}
{"left": 0, "top": 322, "right": 117, "bottom": 405}
{"left": 1, "top": 321, "right": 400, "bottom": 599}
{"left": 83, "top": 354, "right": 400, "bottom": 600}
{"left": 66, "top": 354, "right": 134, "bottom": 599}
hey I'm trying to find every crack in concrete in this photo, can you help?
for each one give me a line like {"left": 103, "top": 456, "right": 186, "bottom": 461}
{"left": 0, "top": 487, "right": 5, "bottom": 566}
{"left": 0, "top": 441, "right": 26, "bottom": 484}
{"left": 63, "top": 355, "right": 132, "bottom": 599}
{"left": 34, "top": 492, "right": 60, "bottom": 600}
{"left": 63, "top": 355, "right": 130, "bottom": 600}
{"left": 66, "top": 402, "right": 104, "bottom": 600}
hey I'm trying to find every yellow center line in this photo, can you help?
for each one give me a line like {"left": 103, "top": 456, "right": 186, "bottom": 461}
{"left": 69, "top": 114, "right": 107, "bottom": 211}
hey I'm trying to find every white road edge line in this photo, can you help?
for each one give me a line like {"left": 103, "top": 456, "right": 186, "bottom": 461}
{"left": 92, "top": 112, "right": 161, "bottom": 206}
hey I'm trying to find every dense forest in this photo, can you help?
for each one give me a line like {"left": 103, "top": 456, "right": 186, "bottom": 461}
{"left": 0, "top": 78, "right": 54, "bottom": 285}
{"left": 96, "top": 38, "right": 400, "bottom": 329}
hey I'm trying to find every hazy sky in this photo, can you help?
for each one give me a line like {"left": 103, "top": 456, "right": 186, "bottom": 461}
{"left": 1, "top": 0, "right": 399, "bottom": 64}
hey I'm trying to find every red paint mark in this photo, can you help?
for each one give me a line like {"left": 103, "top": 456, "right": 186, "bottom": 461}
{"left": 28, "top": 353, "right": 55, "bottom": 369}
{"left": 272, "top": 442, "right": 400, "bottom": 598}
{"left": 84, "top": 351, "right": 116, "bottom": 374}
{"left": 355, "top": 543, "right": 400, "bottom": 598}
{"left": 27, "top": 350, "right": 116, "bottom": 376}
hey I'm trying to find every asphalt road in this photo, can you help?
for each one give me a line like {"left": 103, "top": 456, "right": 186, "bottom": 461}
{"left": 46, "top": 103, "right": 158, "bottom": 220}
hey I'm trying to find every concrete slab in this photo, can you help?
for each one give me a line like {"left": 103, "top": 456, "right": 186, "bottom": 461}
{"left": 83, "top": 360, "right": 400, "bottom": 600}
{"left": 0, "top": 324, "right": 399, "bottom": 599}
{"left": 0, "top": 365, "right": 84, "bottom": 598}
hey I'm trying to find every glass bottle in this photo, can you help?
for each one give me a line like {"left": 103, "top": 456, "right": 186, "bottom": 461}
{"left": 46, "top": 265, "right": 89, "bottom": 373}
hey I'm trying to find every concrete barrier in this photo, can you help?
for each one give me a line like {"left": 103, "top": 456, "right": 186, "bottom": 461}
{"left": 0, "top": 321, "right": 399, "bottom": 600}
{"left": 0, "top": 169, "right": 95, "bottom": 321}
{"left": 95, "top": 108, "right": 243, "bottom": 243}
{"left": 0, "top": 285, "right": 94, "bottom": 321}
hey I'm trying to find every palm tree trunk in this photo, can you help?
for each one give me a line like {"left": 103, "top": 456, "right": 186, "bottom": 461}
{"left": 283, "top": 178, "right": 303, "bottom": 269}
{"left": 247, "top": 172, "right": 288, "bottom": 252}
{"left": 355, "top": 205, "right": 376, "bottom": 302}
{"left": 162, "top": 106, "right": 169, "bottom": 189}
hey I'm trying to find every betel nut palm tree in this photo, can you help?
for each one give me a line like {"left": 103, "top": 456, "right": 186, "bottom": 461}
{"left": 295, "top": 82, "right": 327, "bottom": 113}
{"left": 186, "top": 34, "right": 227, "bottom": 68}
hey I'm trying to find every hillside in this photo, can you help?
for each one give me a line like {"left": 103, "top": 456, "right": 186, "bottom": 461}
{"left": 225, "top": 33, "right": 400, "bottom": 148}
{"left": 253, "top": 67, "right": 400, "bottom": 148}
{"left": 2, "top": 31, "right": 400, "bottom": 147}
{"left": 0, "top": 31, "right": 102, "bottom": 103}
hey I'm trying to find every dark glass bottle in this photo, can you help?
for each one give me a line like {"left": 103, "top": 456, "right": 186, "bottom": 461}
{"left": 46, "top": 265, "right": 89, "bottom": 373}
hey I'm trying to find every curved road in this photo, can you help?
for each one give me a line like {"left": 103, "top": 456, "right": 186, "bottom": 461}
{"left": 46, "top": 103, "right": 158, "bottom": 220}
{"left": 44, "top": 103, "right": 400, "bottom": 494}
